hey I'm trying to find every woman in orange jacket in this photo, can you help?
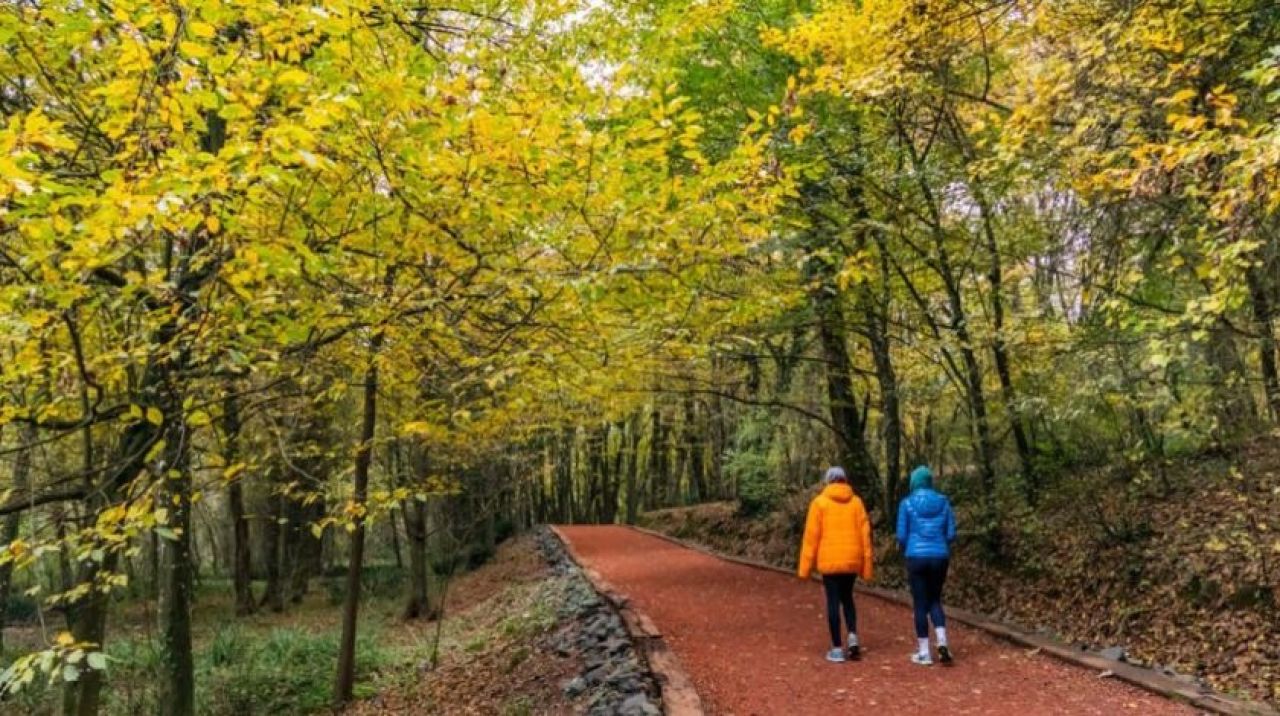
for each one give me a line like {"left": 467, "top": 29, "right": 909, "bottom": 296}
{"left": 797, "top": 466, "right": 874, "bottom": 663}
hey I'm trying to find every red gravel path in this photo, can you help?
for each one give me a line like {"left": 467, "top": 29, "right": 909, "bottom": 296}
{"left": 557, "top": 525, "right": 1200, "bottom": 716}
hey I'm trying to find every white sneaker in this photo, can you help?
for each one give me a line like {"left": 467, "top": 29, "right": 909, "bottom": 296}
{"left": 826, "top": 648, "right": 847, "bottom": 663}
{"left": 910, "top": 652, "right": 933, "bottom": 666}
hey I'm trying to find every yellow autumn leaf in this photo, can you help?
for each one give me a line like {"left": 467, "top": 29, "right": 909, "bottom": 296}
{"left": 179, "top": 41, "right": 209, "bottom": 60}
{"left": 189, "top": 21, "right": 216, "bottom": 39}
{"left": 277, "top": 69, "right": 309, "bottom": 86}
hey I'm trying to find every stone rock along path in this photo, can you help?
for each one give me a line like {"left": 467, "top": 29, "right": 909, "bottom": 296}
{"left": 556, "top": 525, "right": 1201, "bottom": 716}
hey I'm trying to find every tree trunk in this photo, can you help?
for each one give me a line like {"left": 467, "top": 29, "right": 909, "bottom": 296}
{"left": 651, "top": 409, "right": 672, "bottom": 509}
{"left": 158, "top": 416, "right": 195, "bottom": 716}
{"left": 260, "top": 488, "right": 286, "bottom": 613}
{"left": 953, "top": 303, "right": 999, "bottom": 538}
{"left": 0, "top": 423, "right": 34, "bottom": 656}
{"left": 623, "top": 413, "right": 641, "bottom": 524}
{"left": 975, "top": 195, "right": 1037, "bottom": 501}
{"left": 402, "top": 497, "right": 435, "bottom": 620}
{"left": 863, "top": 272, "right": 903, "bottom": 515}
{"left": 222, "top": 394, "right": 255, "bottom": 616}
{"left": 814, "top": 283, "right": 880, "bottom": 513}
{"left": 555, "top": 427, "right": 575, "bottom": 523}
{"left": 287, "top": 497, "right": 324, "bottom": 604}
{"left": 335, "top": 329, "right": 384, "bottom": 705}
{"left": 389, "top": 508, "right": 404, "bottom": 570}
{"left": 154, "top": 112, "right": 226, "bottom": 716}
{"left": 65, "top": 401, "right": 163, "bottom": 715}
{"left": 1247, "top": 265, "right": 1280, "bottom": 421}
{"left": 1205, "top": 319, "right": 1256, "bottom": 439}
{"left": 681, "top": 396, "right": 705, "bottom": 503}
{"left": 603, "top": 422, "right": 624, "bottom": 523}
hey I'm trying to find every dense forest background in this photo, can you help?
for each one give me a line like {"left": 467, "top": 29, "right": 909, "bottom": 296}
{"left": 2, "top": 0, "right": 1279, "bottom": 712}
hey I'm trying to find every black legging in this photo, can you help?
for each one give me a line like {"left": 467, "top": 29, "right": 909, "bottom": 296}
{"left": 906, "top": 557, "right": 949, "bottom": 638}
{"left": 822, "top": 573, "right": 858, "bottom": 648}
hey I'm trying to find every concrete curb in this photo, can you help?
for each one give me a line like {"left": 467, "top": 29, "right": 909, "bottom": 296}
{"left": 549, "top": 526, "right": 706, "bottom": 716}
{"left": 628, "top": 524, "right": 1276, "bottom": 716}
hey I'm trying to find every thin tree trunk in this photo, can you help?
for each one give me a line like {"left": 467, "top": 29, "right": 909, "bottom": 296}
{"left": 814, "top": 282, "right": 880, "bottom": 513}
{"left": 158, "top": 416, "right": 195, "bottom": 716}
{"left": 288, "top": 497, "right": 324, "bottom": 604}
{"left": 401, "top": 441, "right": 434, "bottom": 620}
{"left": 283, "top": 495, "right": 304, "bottom": 604}
{"left": 559, "top": 427, "right": 576, "bottom": 522}
{"left": 154, "top": 112, "right": 225, "bottom": 716}
{"left": 260, "top": 488, "right": 286, "bottom": 613}
{"left": 974, "top": 196, "right": 1036, "bottom": 501}
{"left": 223, "top": 394, "right": 255, "bottom": 616}
{"left": 65, "top": 398, "right": 163, "bottom": 716}
{"left": 864, "top": 277, "right": 903, "bottom": 515}
{"left": 1247, "top": 265, "right": 1280, "bottom": 421}
{"left": 604, "top": 422, "right": 624, "bottom": 523}
{"left": 623, "top": 413, "right": 641, "bottom": 524}
{"left": 952, "top": 297, "right": 999, "bottom": 538}
{"left": 402, "top": 499, "right": 435, "bottom": 620}
{"left": 389, "top": 508, "right": 403, "bottom": 570}
{"left": 0, "top": 423, "right": 34, "bottom": 656}
{"left": 681, "top": 396, "right": 705, "bottom": 503}
{"left": 650, "top": 408, "right": 671, "bottom": 509}
{"left": 335, "top": 327, "right": 384, "bottom": 705}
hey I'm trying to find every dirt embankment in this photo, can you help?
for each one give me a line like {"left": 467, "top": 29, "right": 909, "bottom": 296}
{"left": 640, "top": 437, "right": 1280, "bottom": 707}
{"left": 351, "top": 530, "right": 659, "bottom": 715}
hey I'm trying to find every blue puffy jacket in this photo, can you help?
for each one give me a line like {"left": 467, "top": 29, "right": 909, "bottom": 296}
{"left": 896, "top": 488, "right": 957, "bottom": 559}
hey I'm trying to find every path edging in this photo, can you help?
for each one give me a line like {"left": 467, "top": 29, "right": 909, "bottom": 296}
{"left": 628, "top": 524, "right": 1276, "bottom": 716}
{"left": 549, "top": 526, "right": 706, "bottom": 716}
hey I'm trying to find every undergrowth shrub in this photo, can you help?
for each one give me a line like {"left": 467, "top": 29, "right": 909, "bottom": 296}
{"left": 724, "top": 409, "right": 784, "bottom": 516}
{"left": 199, "top": 626, "right": 386, "bottom": 714}
{"left": 85, "top": 625, "right": 388, "bottom": 715}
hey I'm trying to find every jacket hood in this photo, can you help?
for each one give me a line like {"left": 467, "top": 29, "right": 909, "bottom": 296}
{"left": 908, "top": 488, "right": 947, "bottom": 518}
{"left": 909, "top": 465, "right": 934, "bottom": 491}
{"left": 821, "top": 482, "right": 854, "bottom": 503}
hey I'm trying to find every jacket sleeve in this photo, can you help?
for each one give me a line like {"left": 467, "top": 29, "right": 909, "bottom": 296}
{"left": 945, "top": 499, "right": 957, "bottom": 544}
{"left": 797, "top": 499, "right": 821, "bottom": 579}
{"left": 858, "top": 498, "right": 874, "bottom": 582}
{"left": 896, "top": 499, "right": 909, "bottom": 549}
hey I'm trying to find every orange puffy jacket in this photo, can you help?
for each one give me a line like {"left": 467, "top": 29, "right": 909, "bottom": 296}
{"left": 797, "top": 482, "right": 873, "bottom": 581}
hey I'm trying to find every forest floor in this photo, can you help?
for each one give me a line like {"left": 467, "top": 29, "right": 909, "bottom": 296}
{"left": 557, "top": 524, "right": 1196, "bottom": 715}
{"left": 0, "top": 536, "right": 594, "bottom": 715}
{"left": 640, "top": 435, "right": 1280, "bottom": 709}
{"left": 345, "top": 534, "right": 584, "bottom": 715}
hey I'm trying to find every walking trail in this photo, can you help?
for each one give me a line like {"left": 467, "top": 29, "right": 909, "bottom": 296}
{"left": 556, "top": 525, "right": 1199, "bottom": 716}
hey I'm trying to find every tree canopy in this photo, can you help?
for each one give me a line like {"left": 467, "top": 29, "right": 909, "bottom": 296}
{"left": 2, "top": 0, "right": 1279, "bottom": 711}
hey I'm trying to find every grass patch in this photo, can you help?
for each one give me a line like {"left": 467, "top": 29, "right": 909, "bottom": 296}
{"left": 3, "top": 617, "right": 389, "bottom": 716}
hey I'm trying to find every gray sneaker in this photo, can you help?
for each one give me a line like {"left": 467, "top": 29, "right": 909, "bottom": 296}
{"left": 826, "top": 648, "right": 846, "bottom": 663}
{"left": 910, "top": 652, "right": 933, "bottom": 666}
{"left": 845, "top": 635, "right": 861, "bottom": 661}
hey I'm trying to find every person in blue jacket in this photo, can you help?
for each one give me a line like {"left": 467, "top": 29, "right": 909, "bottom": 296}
{"left": 896, "top": 465, "right": 957, "bottom": 666}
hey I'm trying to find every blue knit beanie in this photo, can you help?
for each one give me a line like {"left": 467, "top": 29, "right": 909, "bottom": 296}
{"left": 823, "top": 466, "right": 848, "bottom": 484}
{"left": 909, "top": 465, "right": 934, "bottom": 491}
